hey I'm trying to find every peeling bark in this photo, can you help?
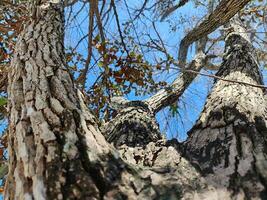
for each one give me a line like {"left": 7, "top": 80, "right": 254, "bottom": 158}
{"left": 184, "top": 17, "right": 267, "bottom": 199}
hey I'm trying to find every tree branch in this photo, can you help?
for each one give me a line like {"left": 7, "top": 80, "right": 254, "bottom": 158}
{"left": 160, "top": 0, "right": 189, "bottom": 21}
{"left": 111, "top": 0, "right": 129, "bottom": 55}
{"left": 178, "top": 0, "right": 251, "bottom": 66}
{"left": 181, "top": 69, "right": 267, "bottom": 90}
{"left": 77, "top": 0, "right": 95, "bottom": 88}
{"left": 145, "top": 0, "right": 251, "bottom": 114}
{"left": 145, "top": 51, "right": 207, "bottom": 114}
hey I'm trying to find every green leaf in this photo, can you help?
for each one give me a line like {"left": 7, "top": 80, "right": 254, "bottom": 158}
{"left": 0, "top": 98, "right": 7, "bottom": 107}
{"left": 98, "top": 61, "right": 104, "bottom": 67}
{"left": 169, "top": 104, "right": 179, "bottom": 117}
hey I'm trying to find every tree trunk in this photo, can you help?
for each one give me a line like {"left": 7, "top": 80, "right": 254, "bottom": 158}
{"left": 4, "top": 1, "right": 215, "bottom": 199}
{"left": 6, "top": 2, "right": 105, "bottom": 199}
{"left": 184, "top": 17, "right": 267, "bottom": 199}
{"left": 5, "top": 1, "right": 267, "bottom": 200}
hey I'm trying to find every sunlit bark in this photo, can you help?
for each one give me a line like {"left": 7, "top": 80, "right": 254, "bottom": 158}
{"left": 184, "top": 17, "right": 267, "bottom": 199}
{"left": 5, "top": 1, "right": 214, "bottom": 199}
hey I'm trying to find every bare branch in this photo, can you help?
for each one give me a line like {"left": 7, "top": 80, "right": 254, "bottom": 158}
{"left": 181, "top": 69, "right": 267, "bottom": 90}
{"left": 145, "top": 0, "right": 251, "bottom": 114}
{"left": 145, "top": 52, "right": 207, "bottom": 113}
{"left": 160, "top": 0, "right": 189, "bottom": 21}
{"left": 64, "top": 0, "right": 79, "bottom": 7}
{"left": 111, "top": 0, "right": 129, "bottom": 55}
{"left": 77, "top": 0, "right": 95, "bottom": 88}
{"left": 178, "top": 0, "right": 251, "bottom": 66}
{"left": 132, "top": 0, "right": 149, "bottom": 21}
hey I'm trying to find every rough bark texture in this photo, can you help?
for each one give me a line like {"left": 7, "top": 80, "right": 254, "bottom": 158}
{"left": 184, "top": 17, "right": 267, "bottom": 199}
{"left": 146, "top": 0, "right": 251, "bottom": 114}
{"left": 103, "top": 101, "right": 162, "bottom": 147}
{"left": 4, "top": 1, "right": 217, "bottom": 199}
{"left": 5, "top": 0, "right": 267, "bottom": 200}
{"left": 6, "top": 2, "right": 103, "bottom": 199}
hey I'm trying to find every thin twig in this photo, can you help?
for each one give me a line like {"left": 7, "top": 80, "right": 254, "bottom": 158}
{"left": 178, "top": 0, "right": 250, "bottom": 67}
{"left": 160, "top": 0, "right": 189, "bottom": 21}
{"left": 132, "top": 0, "right": 149, "bottom": 21}
{"left": 111, "top": 0, "right": 129, "bottom": 55}
{"left": 80, "top": 0, "right": 95, "bottom": 89}
{"left": 183, "top": 69, "right": 267, "bottom": 89}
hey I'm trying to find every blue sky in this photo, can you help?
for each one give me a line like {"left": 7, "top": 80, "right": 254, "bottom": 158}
{"left": 1, "top": 0, "right": 266, "bottom": 142}
{"left": 0, "top": 1, "right": 266, "bottom": 198}
{"left": 64, "top": 1, "right": 208, "bottom": 141}
{"left": 64, "top": 1, "right": 267, "bottom": 141}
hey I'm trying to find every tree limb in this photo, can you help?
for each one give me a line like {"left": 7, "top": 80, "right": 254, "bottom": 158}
{"left": 77, "top": 0, "right": 95, "bottom": 88}
{"left": 111, "top": 0, "right": 129, "bottom": 55}
{"left": 181, "top": 69, "right": 267, "bottom": 90}
{"left": 145, "top": 0, "right": 251, "bottom": 114}
{"left": 178, "top": 0, "right": 251, "bottom": 66}
{"left": 145, "top": 51, "right": 207, "bottom": 113}
{"left": 160, "top": 0, "right": 189, "bottom": 21}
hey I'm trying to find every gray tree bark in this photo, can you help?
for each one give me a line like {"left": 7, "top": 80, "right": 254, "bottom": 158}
{"left": 104, "top": 0, "right": 251, "bottom": 148}
{"left": 4, "top": 0, "right": 267, "bottom": 200}
{"left": 146, "top": 0, "right": 251, "bottom": 114}
{"left": 6, "top": 2, "right": 102, "bottom": 199}
{"left": 4, "top": 1, "right": 214, "bottom": 200}
{"left": 184, "top": 17, "right": 267, "bottom": 199}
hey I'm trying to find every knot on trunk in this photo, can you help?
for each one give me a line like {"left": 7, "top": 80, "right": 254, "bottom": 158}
{"left": 102, "top": 101, "right": 162, "bottom": 147}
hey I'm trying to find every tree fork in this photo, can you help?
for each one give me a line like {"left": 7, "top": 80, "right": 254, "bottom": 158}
{"left": 103, "top": 0, "right": 252, "bottom": 146}
{"left": 5, "top": 1, "right": 216, "bottom": 199}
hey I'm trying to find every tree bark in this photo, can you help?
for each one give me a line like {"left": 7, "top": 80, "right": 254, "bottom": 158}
{"left": 6, "top": 1, "right": 104, "bottom": 199}
{"left": 178, "top": 0, "right": 251, "bottom": 66}
{"left": 145, "top": 51, "right": 206, "bottom": 114}
{"left": 107, "top": 0, "right": 250, "bottom": 144}
{"left": 4, "top": 1, "right": 215, "bottom": 199}
{"left": 146, "top": 0, "right": 251, "bottom": 114}
{"left": 184, "top": 16, "right": 267, "bottom": 199}
{"left": 103, "top": 100, "right": 163, "bottom": 147}
{"left": 5, "top": 1, "right": 267, "bottom": 200}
